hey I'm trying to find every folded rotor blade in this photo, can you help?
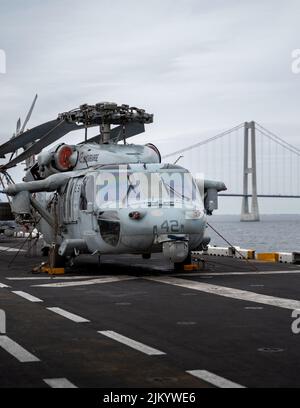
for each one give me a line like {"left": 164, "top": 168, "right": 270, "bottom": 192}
{"left": 82, "top": 122, "right": 145, "bottom": 144}
{"left": 3, "top": 120, "right": 84, "bottom": 170}
{"left": 0, "top": 119, "right": 61, "bottom": 157}
{"left": 111, "top": 122, "right": 145, "bottom": 143}
{"left": 20, "top": 94, "right": 38, "bottom": 134}
{"left": 16, "top": 118, "right": 21, "bottom": 135}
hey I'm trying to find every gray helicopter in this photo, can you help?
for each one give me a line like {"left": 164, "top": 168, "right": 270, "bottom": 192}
{"left": 0, "top": 101, "right": 226, "bottom": 269}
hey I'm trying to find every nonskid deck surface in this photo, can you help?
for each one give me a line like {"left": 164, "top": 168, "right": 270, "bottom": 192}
{"left": 0, "top": 238, "right": 300, "bottom": 388}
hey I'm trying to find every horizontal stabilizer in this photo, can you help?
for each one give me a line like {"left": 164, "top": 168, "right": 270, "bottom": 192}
{"left": 204, "top": 180, "right": 227, "bottom": 193}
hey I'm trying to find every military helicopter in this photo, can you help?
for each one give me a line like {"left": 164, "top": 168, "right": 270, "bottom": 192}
{"left": 0, "top": 100, "right": 226, "bottom": 269}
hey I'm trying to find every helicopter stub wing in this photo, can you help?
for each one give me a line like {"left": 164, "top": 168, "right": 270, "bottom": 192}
{"left": 203, "top": 180, "right": 227, "bottom": 215}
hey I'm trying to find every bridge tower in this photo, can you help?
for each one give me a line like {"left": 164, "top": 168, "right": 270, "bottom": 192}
{"left": 241, "top": 121, "right": 260, "bottom": 222}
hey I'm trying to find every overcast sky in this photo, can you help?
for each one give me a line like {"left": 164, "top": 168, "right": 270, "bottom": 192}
{"left": 0, "top": 0, "right": 299, "bottom": 214}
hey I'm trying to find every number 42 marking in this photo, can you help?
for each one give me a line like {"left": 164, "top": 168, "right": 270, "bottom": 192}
{"left": 161, "top": 220, "right": 180, "bottom": 233}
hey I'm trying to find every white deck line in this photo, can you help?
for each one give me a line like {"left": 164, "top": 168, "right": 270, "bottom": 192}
{"left": 98, "top": 331, "right": 166, "bottom": 356}
{"left": 34, "top": 276, "right": 136, "bottom": 288}
{"left": 6, "top": 276, "right": 97, "bottom": 281}
{"left": 187, "top": 370, "right": 245, "bottom": 389}
{"left": 43, "top": 378, "right": 77, "bottom": 389}
{"left": 175, "top": 270, "right": 300, "bottom": 277}
{"left": 12, "top": 291, "right": 43, "bottom": 303}
{"left": 0, "top": 336, "right": 40, "bottom": 362}
{"left": 0, "top": 246, "right": 26, "bottom": 253}
{"left": 47, "top": 307, "right": 90, "bottom": 323}
{"left": 147, "top": 276, "right": 300, "bottom": 311}
{"left": 0, "top": 282, "right": 9, "bottom": 288}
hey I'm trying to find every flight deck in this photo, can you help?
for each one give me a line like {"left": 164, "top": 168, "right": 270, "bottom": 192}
{"left": 0, "top": 238, "right": 300, "bottom": 389}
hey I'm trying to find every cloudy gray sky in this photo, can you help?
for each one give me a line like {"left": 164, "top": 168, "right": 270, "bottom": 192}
{"left": 0, "top": 0, "right": 299, "bottom": 214}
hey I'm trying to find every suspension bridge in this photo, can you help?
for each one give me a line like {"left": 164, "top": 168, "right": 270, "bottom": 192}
{"left": 163, "top": 121, "right": 300, "bottom": 221}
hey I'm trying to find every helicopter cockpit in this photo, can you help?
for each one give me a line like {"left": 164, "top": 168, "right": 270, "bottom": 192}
{"left": 92, "top": 164, "right": 204, "bottom": 212}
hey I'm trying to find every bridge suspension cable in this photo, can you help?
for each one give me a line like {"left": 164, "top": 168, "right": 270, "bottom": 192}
{"left": 162, "top": 123, "right": 244, "bottom": 160}
{"left": 254, "top": 124, "right": 300, "bottom": 198}
{"left": 255, "top": 122, "right": 300, "bottom": 156}
{"left": 161, "top": 121, "right": 300, "bottom": 210}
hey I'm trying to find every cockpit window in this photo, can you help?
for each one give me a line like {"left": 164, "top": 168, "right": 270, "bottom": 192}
{"left": 96, "top": 169, "right": 203, "bottom": 209}
{"left": 124, "top": 171, "right": 201, "bottom": 206}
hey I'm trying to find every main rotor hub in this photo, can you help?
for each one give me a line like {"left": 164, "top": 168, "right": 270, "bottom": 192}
{"left": 58, "top": 102, "right": 153, "bottom": 127}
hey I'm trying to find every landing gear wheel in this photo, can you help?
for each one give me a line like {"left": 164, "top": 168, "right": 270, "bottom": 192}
{"left": 174, "top": 252, "right": 192, "bottom": 271}
{"left": 48, "top": 245, "right": 66, "bottom": 268}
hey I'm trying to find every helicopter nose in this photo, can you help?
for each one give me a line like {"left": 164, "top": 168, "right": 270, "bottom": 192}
{"left": 122, "top": 207, "right": 205, "bottom": 244}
